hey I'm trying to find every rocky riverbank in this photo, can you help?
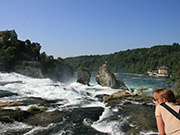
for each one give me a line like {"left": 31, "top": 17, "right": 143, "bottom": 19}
{"left": 0, "top": 88, "right": 158, "bottom": 135}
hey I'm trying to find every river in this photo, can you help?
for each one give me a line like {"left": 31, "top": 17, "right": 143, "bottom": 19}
{"left": 0, "top": 72, "right": 171, "bottom": 134}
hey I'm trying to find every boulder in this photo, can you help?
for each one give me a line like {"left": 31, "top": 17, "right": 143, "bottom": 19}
{"left": 103, "top": 90, "right": 131, "bottom": 102}
{"left": 0, "top": 102, "right": 24, "bottom": 107}
{"left": 136, "top": 88, "right": 148, "bottom": 92}
{"left": 96, "top": 66, "right": 128, "bottom": 89}
{"left": 77, "top": 68, "right": 91, "bottom": 85}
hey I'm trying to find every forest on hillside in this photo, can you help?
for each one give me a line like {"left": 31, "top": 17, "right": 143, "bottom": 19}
{"left": 64, "top": 43, "right": 180, "bottom": 74}
{"left": 65, "top": 43, "right": 180, "bottom": 94}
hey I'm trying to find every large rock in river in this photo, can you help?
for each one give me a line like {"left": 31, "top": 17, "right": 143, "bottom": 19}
{"left": 96, "top": 66, "right": 128, "bottom": 89}
{"left": 77, "top": 68, "right": 91, "bottom": 85}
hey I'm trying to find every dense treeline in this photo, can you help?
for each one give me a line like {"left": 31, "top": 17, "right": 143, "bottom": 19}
{"left": 64, "top": 43, "right": 180, "bottom": 74}
{"left": 0, "top": 31, "right": 41, "bottom": 71}
{"left": 64, "top": 43, "right": 180, "bottom": 94}
{"left": 0, "top": 31, "right": 73, "bottom": 81}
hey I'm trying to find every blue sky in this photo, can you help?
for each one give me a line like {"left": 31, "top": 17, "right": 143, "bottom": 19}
{"left": 0, "top": 0, "right": 180, "bottom": 58}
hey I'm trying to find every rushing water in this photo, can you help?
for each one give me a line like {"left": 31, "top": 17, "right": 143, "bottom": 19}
{"left": 0, "top": 72, "right": 171, "bottom": 135}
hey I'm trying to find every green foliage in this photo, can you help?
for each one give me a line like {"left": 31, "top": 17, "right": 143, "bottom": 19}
{"left": 0, "top": 35, "right": 41, "bottom": 71}
{"left": 0, "top": 32, "right": 73, "bottom": 80}
{"left": 15, "top": 107, "right": 21, "bottom": 111}
{"left": 64, "top": 43, "right": 180, "bottom": 75}
{"left": 28, "top": 106, "right": 45, "bottom": 112}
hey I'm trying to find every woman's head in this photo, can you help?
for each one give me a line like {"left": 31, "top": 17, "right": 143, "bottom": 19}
{"left": 153, "top": 88, "right": 176, "bottom": 103}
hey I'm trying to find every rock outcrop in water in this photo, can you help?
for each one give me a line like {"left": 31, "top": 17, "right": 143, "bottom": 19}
{"left": 96, "top": 66, "right": 128, "bottom": 89}
{"left": 77, "top": 68, "right": 91, "bottom": 85}
{"left": 103, "top": 90, "right": 133, "bottom": 102}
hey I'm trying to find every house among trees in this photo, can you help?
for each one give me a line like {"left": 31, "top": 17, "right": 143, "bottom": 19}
{"left": 147, "top": 65, "right": 169, "bottom": 77}
{"left": 157, "top": 65, "right": 169, "bottom": 77}
{"left": 0, "top": 30, "right": 18, "bottom": 41}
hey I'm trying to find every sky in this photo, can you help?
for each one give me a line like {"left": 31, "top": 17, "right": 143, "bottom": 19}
{"left": 0, "top": 0, "right": 180, "bottom": 58}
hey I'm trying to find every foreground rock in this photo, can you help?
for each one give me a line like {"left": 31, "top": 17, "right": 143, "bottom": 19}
{"left": 96, "top": 66, "right": 128, "bottom": 89}
{"left": 0, "top": 109, "right": 31, "bottom": 123}
{"left": 136, "top": 87, "right": 148, "bottom": 92}
{"left": 0, "top": 102, "right": 24, "bottom": 107}
{"left": 103, "top": 92, "right": 157, "bottom": 134}
{"left": 103, "top": 91, "right": 133, "bottom": 102}
{"left": 0, "top": 94, "right": 158, "bottom": 134}
{"left": 77, "top": 68, "right": 91, "bottom": 85}
{"left": 0, "top": 107, "right": 106, "bottom": 135}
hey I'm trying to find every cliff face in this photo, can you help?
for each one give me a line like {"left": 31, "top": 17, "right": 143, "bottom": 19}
{"left": 14, "top": 61, "right": 43, "bottom": 78}
{"left": 13, "top": 61, "right": 74, "bottom": 82}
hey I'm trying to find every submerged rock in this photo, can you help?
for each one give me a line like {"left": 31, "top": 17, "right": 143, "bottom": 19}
{"left": 0, "top": 109, "right": 31, "bottom": 123}
{"left": 96, "top": 66, "right": 128, "bottom": 89}
{"left": 77, "top": 67, "right": 91, "bottom": 85}
{"left": 0, "top": 90, "right": 18, "bottom": 98}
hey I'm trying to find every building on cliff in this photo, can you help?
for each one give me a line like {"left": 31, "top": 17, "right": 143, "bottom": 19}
{"left": 0, "top": 30, "right": 18, "bottom": 41}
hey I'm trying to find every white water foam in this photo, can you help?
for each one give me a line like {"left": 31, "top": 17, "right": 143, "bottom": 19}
{"left": 91, "top": 107, "right": 116, "bottom": 134}
{"left": 140, "top": 131, "right": 159, "bottom": 135}
{"left": 0, "top": 121, "right": 33, "bottom": 134}
{"left": 24, "top": 123, "right": 60, "bottom": 135}
{"left": 0, "top": 72, "right": 119, "bottom": 108}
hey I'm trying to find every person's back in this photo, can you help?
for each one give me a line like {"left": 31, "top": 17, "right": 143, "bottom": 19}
{"left": 154, "top": 88, "right": 180, "bottom": 135}
{"left": 156, "top": 102, "right": 180, "bottom": 135}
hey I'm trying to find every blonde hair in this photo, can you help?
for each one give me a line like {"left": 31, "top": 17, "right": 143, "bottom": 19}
{"left": 154, "top": 88, "right": 176, "bottom": 103}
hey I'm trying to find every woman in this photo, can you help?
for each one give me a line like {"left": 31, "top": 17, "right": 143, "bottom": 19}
{"left": 154, "top": 88, "right": 180, "bottom": 135}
